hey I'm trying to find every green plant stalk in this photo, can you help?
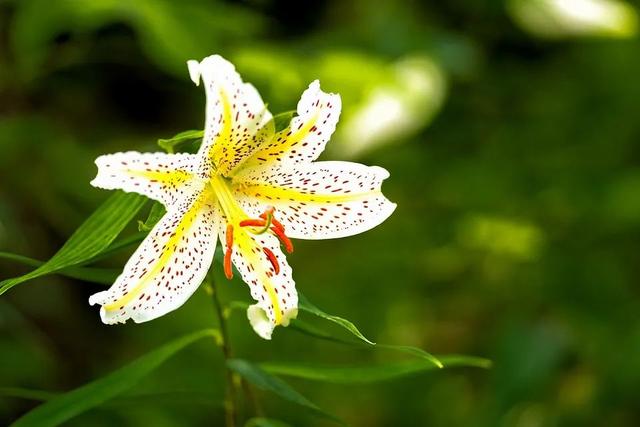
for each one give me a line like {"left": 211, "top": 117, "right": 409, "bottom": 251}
{"left": 207, "top": 280, "right": 238, "bottom": 427}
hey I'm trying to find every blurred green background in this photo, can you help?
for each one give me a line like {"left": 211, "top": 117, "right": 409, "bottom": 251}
{"left": 2, "top": 0, "right": 640, "bottom": 425}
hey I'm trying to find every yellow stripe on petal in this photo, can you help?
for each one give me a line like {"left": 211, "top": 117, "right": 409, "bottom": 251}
{"left": 89, "top": 187, "right": 219, "bottom": 324}
{"left": 103, "top": 194, "right": 202, "bottom": 311}
{"left": 128, "top": 169, "right": 192, "bottom": 187}
{"left": 240, "top": 80, "right": 341, "bottom": 170}
{"left": 207, "top": 89, "right": 233, "bottom": 164}
{"left": 191, "top": 55, "right": 274, "bottom": 177}
{"left": 210, "top": 174, "right": 288, "bottom": 328}
{"left": 233, "top": 229, "right": 283, "bottom": 325}
{"left": 237, "top": 182, "right": 380, "bottom": 204}
{"left": 232, "top": 161, "right": 396, "bottom": 240}
{"left": 91, "top": 152, "right": 200, "bottom": 206}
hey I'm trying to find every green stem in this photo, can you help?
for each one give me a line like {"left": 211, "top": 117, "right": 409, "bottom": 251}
{"left": 208, "top": 280, "right": 238, "bottom": 427}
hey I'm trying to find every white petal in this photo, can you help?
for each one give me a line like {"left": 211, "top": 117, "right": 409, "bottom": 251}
{"left": 192, "top": 54, "right": 273, "bottom": 176}
{"left": 241, "top": 80, "right": 341, "bottom": 170}
{"left": 233, "top": 161, "right": 396, "bottom": 240}
{"left": 220, "top": 222, "right": 298, "bottom": 339}
{"left": 89, "top": 191, "right": 218, "bottom": 324}
{"left": 91, "top": 151, "right": 201, "bottom": 207}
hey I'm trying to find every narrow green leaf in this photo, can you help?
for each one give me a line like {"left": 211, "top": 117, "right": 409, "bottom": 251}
{"left": 290, "top": 318, "right": 443, "bottom": 367}
{"left": 58, "top": 267, "right": 119, "bottom": 285}
{"left": 260, "top": 356, "right": 490, "bottom": 385}
{"left": 375, "top": 344, "right": 443, "bottom": 368}
{"left": 438, "top": 354, "right": 493, "bottom": 369}
{"left": 0, "top": 387, "right": 58, "bottom": 402}
{"left": 273, "top": 110, "right": 295, "bottom": 132}
{"left": 138, "top": 201, "right": 166, "bottom": 232}
{"left": 289, "top": 317, "right": 343, "bottom": 343}
{"left": 245, "top": 417, "right": 293, "bottom": 427}
{"left": 0, "top": 252, "right": 120, "bottom": 285}
{"left": 227, "top": 359, "right": 342, "bottom": 424}
{"left": 225, "top": 297, "right": 372, "bottom": 345}
{"left": 0, "top": 388, "right": 220, "bottom": 408}
{"left": 226, "top": 299, "right": 442, "bottom": 367}
{"left": 86, "top": 231, "right": 147, "bottom": 263}
{"left": 298, "top": 293, "right": 375, "bottom": 345}
{"left": 10, "top": 329, "right": 219, "bottom": 427}
{"left": 0, "top": 192, "right": 146, "bottom": 294}
{"left": 157, "top": 129, "right": 203, "bottom": 153}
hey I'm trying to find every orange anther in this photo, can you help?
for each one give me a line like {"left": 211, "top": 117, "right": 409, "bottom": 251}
{"left": 262, "top": 247, "right": 280, "bottom": 274}
{"left": 239, "top": 219, "right": 266, "bottom": 228}
{"left": 271, "top": 226, "right": 294, "bottom": 254}
{"left": 224, "top": 224, "right": 234, "bottom": 279}
{"left": 226, "top": 224, "right": 234, "bottom": 248}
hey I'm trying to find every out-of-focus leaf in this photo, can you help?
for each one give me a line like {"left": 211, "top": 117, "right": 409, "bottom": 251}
{"left": 245, "top": 418, "right": 293, "bottom": 427}
{"left": 11, "top": 0, "right": 266, "bottom": 80}
{"left": 0, "top": 252, "right": 119, "bottom": 285}
{"left": 0, "top": 387, "right": 58, "bottom": 402}
{"left": 10, "top": 329, "right": 220, "bottom": 427}
{"left": 0, "top": 192, "right": 146, "bottom": 294}
{"left": 298, "top": 292, "right": 375, "bottom": 345}
{"left": 272, "top": 111, "right": 295, "bottom": 132}
{"left": 438, "top": 354, "right": 493, "bottom": 369}
{"left": 138, "top": 201, "right": 166, "bottom": 232}
{"left": 260, "top": 356, "right": 489, "bottom": 385}
{"left": 157, "top": 129, "right": 204, "bottom": 153}
{"left": 0, "top": 388, "right": 220, "bottom": 408}
{"left": 227, "top": 359, "right": 342, "bottom": 424}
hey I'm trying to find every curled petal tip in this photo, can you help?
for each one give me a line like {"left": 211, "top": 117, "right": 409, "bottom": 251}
{"left": 280, "top": 307, "right": 298, "bottom": 327}
{"left": 247, "top": 305, "right": 274, "bottom": 340}
{"left": 389, "top": 202, "right": 398, "bottom": 215}
{"left": 247, "top": 304, "right": 299, "bottom": 340}
{"left": 370, "top": 165, "right": 391, "bottom": 180}
{"left": 88, "top": 292, "right": 103, "bottom": 306}
{"left": 187, "top": 60, "right": 201, "bottom": 86}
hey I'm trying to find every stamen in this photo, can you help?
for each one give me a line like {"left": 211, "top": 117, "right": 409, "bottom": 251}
{"left": 271, "top": 226, "right": 294, "bottom": 254}
{"left": 239, "top": 219, "right": 266, "bottom": 228}
{"left": 262, "top": 247, "right": 280, "bottom": 274}
{"left": 224, "top": 224, "right": 234, "bottom": 279}
{"left": 237, "top": 207, "right": 294, "bottom": 254}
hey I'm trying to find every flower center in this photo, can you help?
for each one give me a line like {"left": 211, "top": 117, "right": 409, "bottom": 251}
{"left": 209, "top": 174, "right": 294, "bottom": 281}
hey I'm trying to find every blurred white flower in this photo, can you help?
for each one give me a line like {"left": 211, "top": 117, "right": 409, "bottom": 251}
{"left": 509, "top": 0, "right": 638, "bottom": 38}
{"left": 336, "top": 55, "right": 446, "bottom": 157}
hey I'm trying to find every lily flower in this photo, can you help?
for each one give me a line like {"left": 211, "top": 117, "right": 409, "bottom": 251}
{"left": 88, "top": 55, "right": 396, "bottom": 339}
